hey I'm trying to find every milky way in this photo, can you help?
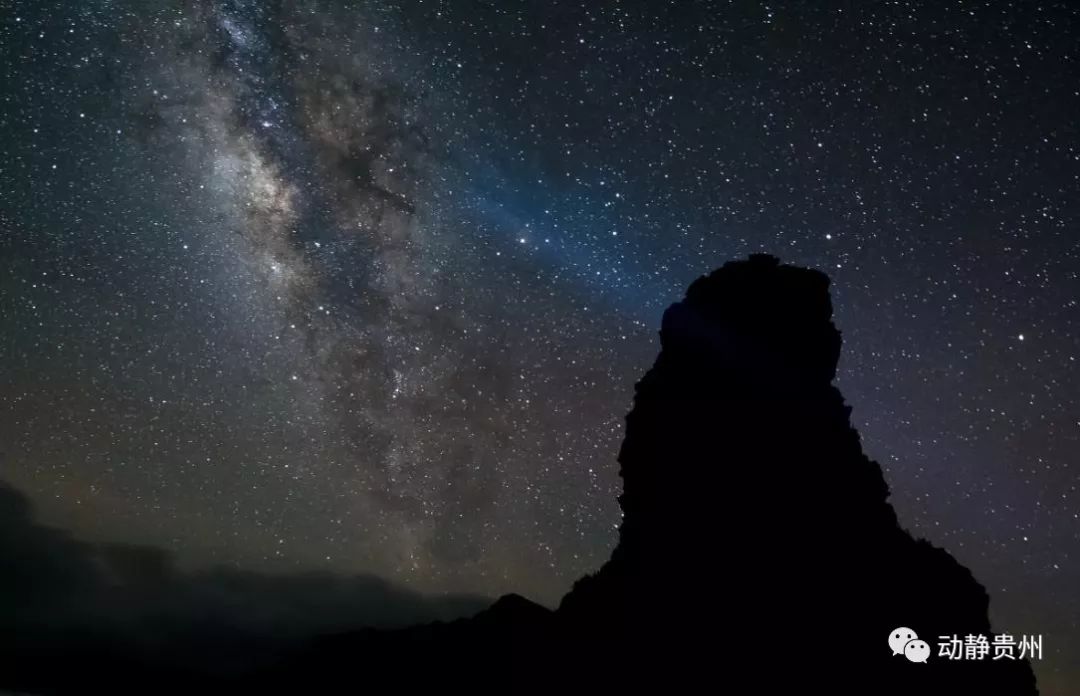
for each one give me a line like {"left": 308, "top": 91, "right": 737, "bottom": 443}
{"left": 3, "top": 0, "right": 644, "bottom": 603}
{"left": 2, "top": 2, "right": 1078, "bottom": 692}
{"left": 105, "top": 0, "right": 641, "bottom": 596}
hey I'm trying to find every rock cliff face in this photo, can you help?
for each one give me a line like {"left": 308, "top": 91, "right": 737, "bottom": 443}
{"left": 558, "top": 254, "right": 1037, "bottom": 693}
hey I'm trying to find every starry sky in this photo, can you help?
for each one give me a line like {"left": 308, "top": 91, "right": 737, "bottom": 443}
{"left": 1, "top": 1, "right": 1077, "bottom": 691}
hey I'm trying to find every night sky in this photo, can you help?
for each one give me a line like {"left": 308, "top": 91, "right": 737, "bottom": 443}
{"left": 2, "top": 1, "right": 1077, "bottom": 691}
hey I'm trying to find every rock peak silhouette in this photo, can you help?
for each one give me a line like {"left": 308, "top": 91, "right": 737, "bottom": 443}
{"left": 557, "top": 254, "right": 1038, "bottom": 693}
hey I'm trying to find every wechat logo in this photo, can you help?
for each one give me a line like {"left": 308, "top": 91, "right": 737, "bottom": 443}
{"left": 889, "top": 627, "right": 931, "bottom": 663}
